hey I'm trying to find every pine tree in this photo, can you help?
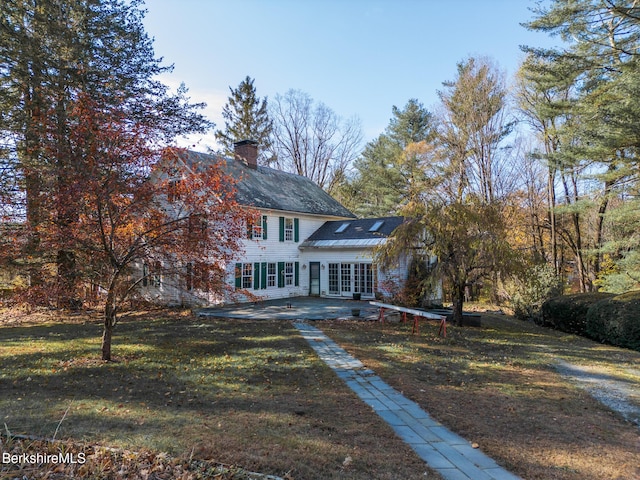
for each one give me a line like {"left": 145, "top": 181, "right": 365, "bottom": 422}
{"left": 523, "top": 0, "right": 640, "bottom": 292}
{"left": 215, "top": 76, "right": 272, "bottom": 163}
{"left": 343, "top": 99, "right": 435, "bottom": 216}
{"left": 0, "top": 0, "right": 211, "bottom": 305}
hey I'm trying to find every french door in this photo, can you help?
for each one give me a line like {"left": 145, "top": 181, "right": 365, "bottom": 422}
{"left": 328, "top": 262, "right": 374, "bottom": 296}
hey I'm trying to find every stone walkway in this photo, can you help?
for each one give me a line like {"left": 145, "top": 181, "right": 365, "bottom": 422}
{"left": 294, "top": 321, "right": 521, "bottom": 480}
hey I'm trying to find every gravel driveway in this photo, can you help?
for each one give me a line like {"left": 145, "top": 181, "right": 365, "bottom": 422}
{"left": 556, "top": 360, "right": 640, "bottom": 429}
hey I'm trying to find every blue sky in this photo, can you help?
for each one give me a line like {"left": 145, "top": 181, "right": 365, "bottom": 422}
{"left": 142, "top": 0, "right": 557, "bottom": 150}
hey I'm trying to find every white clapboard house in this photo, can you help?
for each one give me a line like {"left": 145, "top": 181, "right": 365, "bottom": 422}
{"left": 140, "top": 140, "right": 423, "bottom": 306}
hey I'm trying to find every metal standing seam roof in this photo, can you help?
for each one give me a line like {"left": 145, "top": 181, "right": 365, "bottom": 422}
{"left": 299, "top": 216, "right": 405, "bottom": 249}
{"left": 177, "top": 150, "right": 356, "bottom": 219}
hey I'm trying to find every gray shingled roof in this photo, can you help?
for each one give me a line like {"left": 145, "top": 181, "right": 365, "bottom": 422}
{"left": 178, "top": 150, "right": 356, "bottom": 219}
{"left": 299, "top": 216, "right": 404, "bottom": 249}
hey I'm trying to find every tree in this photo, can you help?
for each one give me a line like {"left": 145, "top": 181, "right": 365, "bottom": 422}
{"left": 215, "top": 76, "right": 272, "bottom": 164}
{"left": 523, "top": 0, "right": 640, "bottom": 292}
{"left": 379, "top": 196, "right": 514, "bottom": 325}
{"left": 342, "top": 99, "right": 435, "bottom": 216}
{"left": 437, "top": 57, "right": 514, "bottom": 204}
{"left": 515, "top": 54, "right": 575, "bottom": 275}
{"left": 0, "top": 0, "right": 211, "bottom": 305}
{"left": 36, "top": 94, "right": 250, "bottom": 360}
{"left": 379, "top": 58, "right": 516, "bottom": 322}
{"left": 269, "top": 89, "right": 362, "bottom": 193}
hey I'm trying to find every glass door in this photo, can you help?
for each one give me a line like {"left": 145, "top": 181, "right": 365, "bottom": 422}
{"left": 309, "top": 262, "right": 320, "bottom": 296}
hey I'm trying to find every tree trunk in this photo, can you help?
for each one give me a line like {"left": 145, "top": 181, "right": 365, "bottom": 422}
{"left": 593, "top": 178, "right": 612, "bottom": 286}
{"left": 57, "top": 249, "right": 79, "bottom": 309}
{"left": 101, "top": 309, "right": 113, "bottom": 361}
{"left": 101, "top": 276, "right": 119, "bottom": 361}
{"left": 451, "top": 282, "right": 465, "bottom": 326}
{"left": 548, "top": 167, "right": 558, "bottom": 275}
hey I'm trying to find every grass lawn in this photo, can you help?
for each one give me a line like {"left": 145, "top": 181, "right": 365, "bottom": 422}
{"left": 321, "top": 308, "right": 640, "bottom": 480}
{"left": 1, "top": 307, "right": 639, "bottom": 479}
{"left": 0, "top": 309, "right": 435, "bottom": 480}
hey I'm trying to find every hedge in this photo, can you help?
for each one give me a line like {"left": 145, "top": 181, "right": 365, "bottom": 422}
{"left": 586, "top": 291, "right": 640, "bottom": 352}
{"left": 541, "top": 292, "right": 615, "bottom": 336}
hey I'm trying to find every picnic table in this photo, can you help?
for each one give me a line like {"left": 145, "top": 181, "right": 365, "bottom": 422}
{"left": 369, "top": 301, "right": 448, "bottom": 337}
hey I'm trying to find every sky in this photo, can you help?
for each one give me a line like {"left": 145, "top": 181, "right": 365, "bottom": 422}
{"left": 142, "top": 0, "right": 558, "bottom": 151}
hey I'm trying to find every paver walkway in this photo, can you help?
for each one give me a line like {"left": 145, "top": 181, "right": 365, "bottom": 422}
{"left": 294, "top": 321, "right": 521, "bottom": 480}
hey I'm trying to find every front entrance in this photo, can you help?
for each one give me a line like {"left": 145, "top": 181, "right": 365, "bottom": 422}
{"left": 309, "top": 262, "right": 320, "bottom": 296}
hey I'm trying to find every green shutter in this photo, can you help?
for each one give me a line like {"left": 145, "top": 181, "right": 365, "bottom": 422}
{"left": 253, "top": 262, "right": 260, "bottom": 290}
{"left": 262, "top": 215, "right": 268, "bottom": 240}
{"left": 278, "top": 261, "right": 285, "bottom": 288}
{"left": 235, "top": 263, "right": 242, "bottom": 288}
{"left": 279, "top": 217, "right": 285, "bottom": 242}
{"left": 247, "top": 220, "right": 253, "bottom": 239}
{"left": 261, "top": 262, "right": 267, "bottom": 289}
{"left": 294, "top": 218, "right": 299, "bottom": 242}
{"left": 294, "top": 261, "right": 299, "bottom": 286}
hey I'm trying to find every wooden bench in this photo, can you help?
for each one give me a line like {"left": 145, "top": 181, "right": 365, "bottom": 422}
{"left": 369, "top": 301, "right": 448, "bottom": 337}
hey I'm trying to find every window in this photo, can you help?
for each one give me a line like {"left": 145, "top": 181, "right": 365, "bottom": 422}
{"left": 284, "top": 262, "right": 294, "bottom": 286}
{"left": 242, "top": 263, "right": 253, "bottom": 289}
{"left": 279, "top": 217, "right": 298, "bottom": 242}
{"left": 267, "top": 263, "right": 276, "bottom": 287}
{"left": 328, "top": 263, "right": 339, "bottom": 295}
{"left": 167, "top": 167, "right": 182, "bottom": 202}
{"left": 248, "top": 216, "right": 267, "bottom": 240}
{"left": 251, "top": 221, "right": 263, "bottom": 239}
{"left": 328, "top": 262, "right": 375, "bottom": 296}
{"left": 186, "top": 262, "right": 193, "bottom": 291}
{"left": 186, "top": 216, "right": 208, "bottom": 248}
{"left": 142, "top": 263, "right": 149, "bottom": 287}
{"left": 335, "top": 222, "right": 350, "bottom": 233}
{"left": 187, "top": 262, "right": 210, "bottom": 292}
{"left": 284, "top": 218, "right": 294, "bottom": 241}
{"left": 341, "top": 263, "right": 352, "bottom": 293}
{"left": 369, "top": 220, "right": 384, "bottom": 232}
{"left": 151, "top": 261, "right": 162, "bottom": 287}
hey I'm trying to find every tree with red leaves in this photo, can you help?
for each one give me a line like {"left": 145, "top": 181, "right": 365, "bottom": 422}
{"left": 36, "top": 94, "right": 251, "bottom": 360}
{"left": 1, "top": 0, "right": 212, "bottom": 307}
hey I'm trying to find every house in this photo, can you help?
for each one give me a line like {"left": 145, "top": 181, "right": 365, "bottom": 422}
{"left": 139, "top": 140, "right": 430, "bottom": 306}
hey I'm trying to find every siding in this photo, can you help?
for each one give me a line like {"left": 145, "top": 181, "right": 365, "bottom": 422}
{"left": 228, "top": 211, "right": 331, "bottom": 302}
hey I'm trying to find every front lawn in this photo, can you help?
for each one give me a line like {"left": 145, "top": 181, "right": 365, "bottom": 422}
{"left": 322, "top": 311, "right": 640, "bottom": 480}
{"left": 2, "top": 307, "right": 639, "bottom": 479}
{"left": 0, "top": 310, "right": 435, "bottom": 479}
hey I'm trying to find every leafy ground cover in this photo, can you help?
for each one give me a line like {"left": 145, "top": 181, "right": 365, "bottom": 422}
{"left": 321, "top": 307, "right": 640, "bottom": 480}
{"left": 1, "top": 306, "right": 639, "bottom": 479}
{"left": 0, "top": 309, "right": 435, "bottom": 480}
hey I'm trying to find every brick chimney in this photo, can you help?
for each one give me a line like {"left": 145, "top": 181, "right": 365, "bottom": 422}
{"left": 234, "top": 139, "right": 258, "bottom": 170}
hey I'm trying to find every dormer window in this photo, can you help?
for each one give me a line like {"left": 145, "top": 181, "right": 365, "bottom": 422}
{"left": 335, "top": 222, "right": 350, "bottom": 233}
{"left": 369, "top": 220, "right": 384, "bottom": 232}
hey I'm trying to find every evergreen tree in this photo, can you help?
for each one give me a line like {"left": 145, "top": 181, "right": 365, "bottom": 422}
{"left": 343, "top": 99, "right": 435, "bottom": 216}
{"left": 0, "top": 0, "right": 211, "bottom": 305}
{"left": 215, "top": 76, "right": 272, "bottom": 164}
{"left": 523, "top": 0, "right": 640, "bottom": 291}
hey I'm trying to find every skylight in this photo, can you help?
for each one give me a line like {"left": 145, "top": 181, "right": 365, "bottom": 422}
{"left": 335, "top": 222, "right": 350, "bottom": 233}
{"left": 369, "top": 220, "right": 384, "bottom": 232}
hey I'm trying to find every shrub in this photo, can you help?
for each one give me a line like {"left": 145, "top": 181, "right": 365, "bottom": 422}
{"left": 541, "top": 293, "right": 615, "bottom": 336}
{"left": 586, "top": 290, "right": 640, "bottom": 351}
{"left": 507, "top": 264, "right": 563, "bottom": 322}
